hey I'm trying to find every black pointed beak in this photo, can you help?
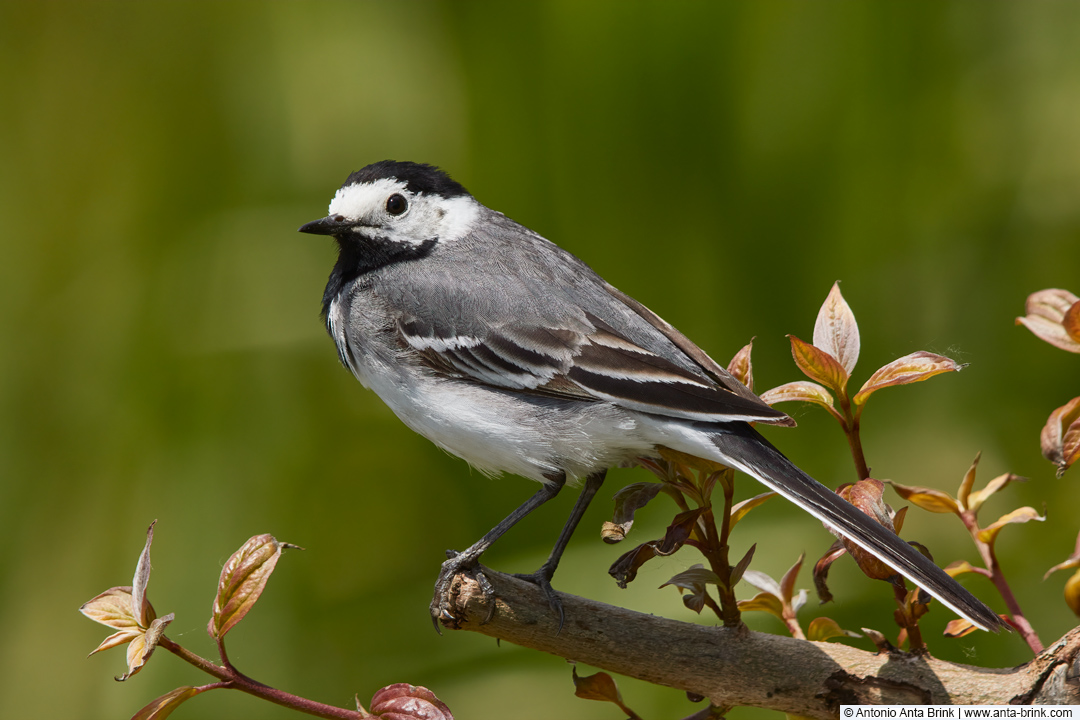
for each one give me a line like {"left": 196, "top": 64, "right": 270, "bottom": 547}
{"left": 298, "top": 215, "right": 349, "bottom": 236}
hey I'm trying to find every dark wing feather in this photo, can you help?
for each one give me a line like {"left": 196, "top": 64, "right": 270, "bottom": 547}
{"left": 398, "top": 311, "right": 790, "bottom": 424}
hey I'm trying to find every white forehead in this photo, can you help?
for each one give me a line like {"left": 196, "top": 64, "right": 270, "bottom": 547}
{"left": 328, "top": 178, "right": 407, "bottom": 219}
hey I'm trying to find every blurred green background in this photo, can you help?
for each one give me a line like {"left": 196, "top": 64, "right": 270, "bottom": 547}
{"left": 2, "top": 1, "right": 1079, "bottom": 718}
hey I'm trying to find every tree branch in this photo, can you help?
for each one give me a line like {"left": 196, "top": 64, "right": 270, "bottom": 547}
{"left": 438, "top": 570, "right": 1080, "bottom": 716}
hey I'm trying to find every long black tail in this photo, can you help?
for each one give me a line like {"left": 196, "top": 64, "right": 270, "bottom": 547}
{"left": 709, "top": 424, "right": 1006, "bottom": 632}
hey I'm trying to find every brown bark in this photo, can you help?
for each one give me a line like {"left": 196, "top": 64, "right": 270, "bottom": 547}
{"left": 438, "top": 570, "right": 1080, "bottom": 717}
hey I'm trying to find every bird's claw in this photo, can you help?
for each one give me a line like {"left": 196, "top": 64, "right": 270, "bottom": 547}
{"left": 513, "top": 565, "right": 565, "bottom": 634}
{"left": 430, "top": 549, "right": 496, "bottom": 630}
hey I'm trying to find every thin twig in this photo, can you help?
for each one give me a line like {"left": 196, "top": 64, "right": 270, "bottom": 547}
{"left": 159, "top": 636, "right": 363, "bottom": 719}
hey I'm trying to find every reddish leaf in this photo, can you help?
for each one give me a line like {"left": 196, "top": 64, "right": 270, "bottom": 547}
{"left": 609, "top": 509, "right": 702, "bottom": 587}
{"left": 779, "top": 553, "right": 805, "bottom": 605}
{"left": 759, "top": 381, "right": 838, "bottom": 414}
{"left": 132, "top": 521, "right": 156, "bottom": 628}
{"left": 571, "top": 667, "right": 640, "bottom": 719}
{"left": 1065, "top": 423, "right": 1080, "bottom": 478}
{"left": 661, "top": 565, "right": 723, "bottom": 591}
{"left": 788, "top": 335, "right": 850, "bottom": 395}
{"left": 604, "top": 482, "right": 665, "bottom": 544}
{"left": 727, "top": 341, "right": 755, "bottom": 391}
{"left": 1042, "top": 397, "right": 1080, "bottom": 478}
{"left": 1026, "top": 288, "right": 1079, "bottom": 320}
{"left": 1065, "top": 301, "right": 1080, "bottom": 343}
{"left": 813, "top": 282, "right": 860, "bottom": 376}
{"left": 657, "top": 509, "right": 703, "bottom": 554}
{"left": 81, "top": 586, "right": 142, "bottom": 634}
{"left": 80, "top": 585, "right": 157, "bottom": 662}
{"left": 730, "top": 544, "right": 757, "bottom": 587}
{"left": 366, "top": 683, "right": 454, "bottom": 720}
{"left": 1016, "top": 289, "right": 1080, "bottom": 353}
{"left": 1017, "top": 315, "right": 1080, "bottom": 353}
{"left": 888, "top": 481, "right": 959, "bottom": 515}
{"left": 813, "top": 540, "right": 847, "bottom": 604}
{"left": 835, "top": 480, "right": 900, "bottom": 581}
{"left": 609, "top": 543, "right": 658, "bottom": 588}
{"left": 88, "top": 629, "right": 142, "bottom": 657}
{"left": 853, "top": 352, "right": 964, "bottom": 406}
{"left": 131, "top": 686, "right": 203, "bottom": 720}
{"left": 120, "top": 613, "right": 173, "bottom": 681}
{"left": 660, "top": 565, "right": 720, "bottom": 613}
{"left": 209, "top": 534, "right": 300, "bottom": 640}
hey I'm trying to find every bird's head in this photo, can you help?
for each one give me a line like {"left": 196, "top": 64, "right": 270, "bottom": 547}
{"left": 299, "top": 160, "right": 480, "bottom": 248}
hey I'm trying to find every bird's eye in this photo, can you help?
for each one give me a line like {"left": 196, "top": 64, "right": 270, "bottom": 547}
{"left": 386, "top": 193, "right": 408, "bottom": 216}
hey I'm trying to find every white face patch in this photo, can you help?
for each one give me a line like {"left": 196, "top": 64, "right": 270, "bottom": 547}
{"left": 328, "top": 177, "right": 408, "bottom": 220}
{"left": 327, "top": 179, "right": 481, "bottom": 246}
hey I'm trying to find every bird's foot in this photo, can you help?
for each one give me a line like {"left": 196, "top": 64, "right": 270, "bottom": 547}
{"left": 430, "top": 549, "right": 496, "bottom": 631}
{"left": 512, "top": 563, "right": 565, "bottom": 634}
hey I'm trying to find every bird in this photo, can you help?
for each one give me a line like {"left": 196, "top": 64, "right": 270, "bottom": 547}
{"left": 299, "top": 160, "right": 1005, "bottom": 633}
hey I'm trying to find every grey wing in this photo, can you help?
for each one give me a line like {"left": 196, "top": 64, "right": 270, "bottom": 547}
{"left": 392, "top": 272, "right": 790, "bottom": 426}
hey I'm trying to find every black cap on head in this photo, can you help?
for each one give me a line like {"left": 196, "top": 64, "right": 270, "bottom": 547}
{"left": 342, "top": 161, "right": 471, "bottom": 199}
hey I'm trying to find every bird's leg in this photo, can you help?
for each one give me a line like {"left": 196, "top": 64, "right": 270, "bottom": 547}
{"left": 431, "top": 473, "right": 566, "bottom": 627}
{"left": 514, "top": 470, "right": 607, "bottom": 633}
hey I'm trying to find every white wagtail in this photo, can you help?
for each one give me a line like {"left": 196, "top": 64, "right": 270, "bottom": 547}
{"left": 299, "top": 160, "right": 1004, "bottom": 632}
